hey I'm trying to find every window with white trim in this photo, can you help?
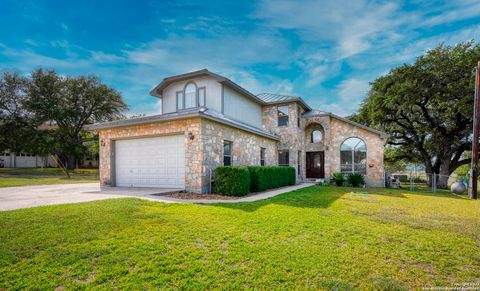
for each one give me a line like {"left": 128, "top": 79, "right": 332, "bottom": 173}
{"left": 176, "top": 82, "right": 207, "bottom": 111}
{"left": 176, "top": 91, "right": 184, "bottom": 110}
{"left": 340, "top": 137, "right": 367, "bottom": 174}
{"left": 223, "top": 141, "right": 232, "bottom": 166}
{"left": 184, "top": 83, "right": 196, "bottom": 109}
{"left": 198, "top": 87, "right": 206, "bottom": 107}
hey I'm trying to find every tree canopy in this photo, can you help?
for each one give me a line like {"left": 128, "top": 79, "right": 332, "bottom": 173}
{"left": 355, "top": 41, "right": 480, "bottom": 188}
{"left": 0, "top": 69, "right": 127, "bottom": 168}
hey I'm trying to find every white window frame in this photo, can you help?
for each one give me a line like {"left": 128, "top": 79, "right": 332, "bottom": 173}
{"left": 176, "top": 82, "right": 207, "bottom": 111}
{"left": 223, "top": 140, "right": 232, "bottom": 166}
{"left": 340, "top": 137, "right": 367, "bottom": 174}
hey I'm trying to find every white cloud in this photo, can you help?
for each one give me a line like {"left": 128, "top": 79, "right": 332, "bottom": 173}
{"left": 254, "top": 0, "right": 406, "bottom": 59}
{"left": 315, "top": 78, "right": 370, "bottom": 116}
{"left": 3, "top": 0, "right": 479, "bottom": 117}
{"left": 418, "top": 0, "right": 480, "bottom": 27}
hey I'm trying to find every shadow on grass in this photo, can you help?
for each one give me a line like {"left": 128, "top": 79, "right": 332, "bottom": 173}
{"left": 391, "top": 188, "right": 469, "bottom": 200}
{"left": 210, "top": 185, "right": 471, "bottom": 212}
{"left": 211, "top": 186, "right": 345, "bottom": 212}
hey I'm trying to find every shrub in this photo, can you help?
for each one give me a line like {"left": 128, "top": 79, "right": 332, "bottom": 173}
{"left": 248, "top": 166, "right": 296, "bottom": 192}
{"left": 214, "top": 166, "right": 251, "bottom": 196}
{"left": 332, "top": 173, "right": 345, "bottom": 186}
{"left": 347, "top": 173, "right": 365, "bottom": 187}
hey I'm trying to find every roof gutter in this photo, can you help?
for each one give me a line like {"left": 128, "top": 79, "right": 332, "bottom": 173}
{"left": 86, "top": 111, "right": 280, "bottom": 141}
{"left": 264, "top": 98, "right": 312, "bottom": 111}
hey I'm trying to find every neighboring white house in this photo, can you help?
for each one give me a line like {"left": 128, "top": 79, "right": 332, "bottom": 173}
{"left": 0, "top": 152, "right": 56, "bottom": 168}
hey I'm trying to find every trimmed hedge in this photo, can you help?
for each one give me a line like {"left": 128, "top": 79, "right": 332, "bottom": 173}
{"left": 214, "top": 166, "right": 296, "bottom": 196}
{"left": 214, "top": 166, "right": 251, "bottom": 196}
{"left": 248, "top": 166, "right": 296, "bottom": 192}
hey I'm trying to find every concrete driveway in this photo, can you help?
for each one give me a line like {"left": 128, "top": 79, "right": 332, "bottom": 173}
{"left": 0, "top": 182, "right": 314, "bottom": 211}
{"left": 0, "top": 183, "right": 181, "bottom": 211}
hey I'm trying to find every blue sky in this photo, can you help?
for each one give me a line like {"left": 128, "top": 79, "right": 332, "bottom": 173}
{"left": 1, "top": 0, "right": 479, "bottom": 116}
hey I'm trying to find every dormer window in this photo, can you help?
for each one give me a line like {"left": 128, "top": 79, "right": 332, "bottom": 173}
{"left": 176, "top": 82, "right": 206, "bottom": 111}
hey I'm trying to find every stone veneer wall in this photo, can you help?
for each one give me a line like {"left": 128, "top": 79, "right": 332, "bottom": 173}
{"left": 98, "top": 118, "right": 202, "bottom": 193}
{"left": 262, "top": 103, "right": 304, "bottom": 181}
{"left": 98, "top": 111, "right": 385, "bottom": 192}
{"left": 328, "top": 117, "right": 385, "bottom": 186}
{"left": 301, "top": 115, "right": 331, "bottom": 180}
{"left": 261, "top": 103, "right": 385, "bottom": 186}
{"left": 98, "top": 117, "right": 278, "bottom": 194}
{"left": 200, "top": 119, "right": 278, "bottom": 193}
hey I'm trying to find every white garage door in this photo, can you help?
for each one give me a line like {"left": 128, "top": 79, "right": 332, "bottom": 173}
{"left": 115, "top": 135, "right": 185, "bottom": 188}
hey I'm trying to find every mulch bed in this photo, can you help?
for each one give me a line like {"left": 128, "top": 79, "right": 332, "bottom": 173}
{"left": 165, "top": 192, "right": 239, "bottom": 200}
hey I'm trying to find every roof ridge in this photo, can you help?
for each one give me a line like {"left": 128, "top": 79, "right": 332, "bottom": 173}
{"left": 257, "top": 92, "right": 300, "bottom": 97}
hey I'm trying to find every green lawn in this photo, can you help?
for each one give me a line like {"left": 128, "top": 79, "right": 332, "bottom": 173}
{"left": 0, "top": 186, "right": 479, "bottom": 289}
{"left": 0, "top": 168, "right": 98, "bottom": 187}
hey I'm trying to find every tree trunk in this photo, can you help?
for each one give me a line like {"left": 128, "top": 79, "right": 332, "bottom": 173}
{"left": 65, "top": 155, "right": 76, "bottom": 170}
{"left": 436, "top": 174, "right": 449, "bottom": 189}
{"left": 425, "top": 164, "right": 434, "bottom": 187}
{"left": 437, "top": 161, "right": 451, "bottom": 189}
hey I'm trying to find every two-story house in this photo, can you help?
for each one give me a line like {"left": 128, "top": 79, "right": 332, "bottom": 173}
{"left": 90, "top": 69, "right": 387, "bottom": 193}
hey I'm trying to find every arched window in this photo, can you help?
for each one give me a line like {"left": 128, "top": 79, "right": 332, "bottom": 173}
{"left": 311, "top": 130, "right": 322, "bottom": 143}
{"left": 340, "top": 137, "right": 367, "bottom": 174}
{"left": 176, "top": 82, "right": 207, "bottom": 110}
{"left": 184, "top": 83, "right": 197, "bottom": 109}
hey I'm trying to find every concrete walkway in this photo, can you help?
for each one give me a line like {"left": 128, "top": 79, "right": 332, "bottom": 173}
{"left": 153, "top": 183, "right": 315, "bottom": 204}
{"left": 0, "top": 182, "right": 315, "bottom": 211}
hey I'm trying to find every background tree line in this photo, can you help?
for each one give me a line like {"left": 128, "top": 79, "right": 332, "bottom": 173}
{"left": 0, "top": 69, "right": 127, "bottom": 169}
{"left": 353, "top": 41, "right": 480, "bottom": 188}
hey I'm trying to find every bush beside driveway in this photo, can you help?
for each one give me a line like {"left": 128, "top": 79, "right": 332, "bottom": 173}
{"left": 0, "top": 186, "right": 479, "bottom": 289}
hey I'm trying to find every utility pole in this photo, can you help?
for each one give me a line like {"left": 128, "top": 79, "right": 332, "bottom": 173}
{"left": 469, "top": 62, "right": 480, "bottom": 199}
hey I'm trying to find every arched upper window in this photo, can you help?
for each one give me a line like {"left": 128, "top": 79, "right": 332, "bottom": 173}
{"left": 184, "top": 83, "right": 197, "bottom": 109}
{"left": 311, "top": 130, "right": 323, "bottom": 143}
{"left": 176, "top": 82, "right": 207, "bottom": 110}
{"left": 340, "top": 137, "right": 367, "bottom": 174}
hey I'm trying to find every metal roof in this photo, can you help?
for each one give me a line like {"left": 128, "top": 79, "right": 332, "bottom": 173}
{"left": 256, "top": 93, "right": 312, "bottom": 110}
{"left": 150, "top": 69, "right": 267, "bottom": 105}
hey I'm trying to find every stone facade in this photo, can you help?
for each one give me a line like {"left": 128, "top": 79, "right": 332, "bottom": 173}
{"left": 328, "top": 117, "right": 385, "bottom": 186}
{"left": 98, "top": 117, "right": 277, "bottom": 194}
{"left": 200, "top": 119, "right": 277, "bottom": 193}
{"left": 95, "top": 69, "right": 386, "bottom": 193}
{"left": 262, "top": 103, "right": 305, "bottom": 181}
{"left": 262, "top": 102, "right": 386, "bottom": 186}
{"left": 98, "top": 118, "right": 202, "bottom": 192}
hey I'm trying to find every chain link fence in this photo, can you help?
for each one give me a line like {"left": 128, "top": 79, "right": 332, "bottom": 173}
{"left": 386, "top": 171, "right": 467, "bottom": 193}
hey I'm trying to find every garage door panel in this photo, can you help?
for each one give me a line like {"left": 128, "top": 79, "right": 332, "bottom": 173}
{"left": 115, "top": 135, "right": 185, "bottom": 188}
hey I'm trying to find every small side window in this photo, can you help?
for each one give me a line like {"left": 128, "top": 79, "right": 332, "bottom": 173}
{"left": 277, "top": 105, "right": 289, "bottom": 126}
{"left": 176, "top": 91, "right": 184, "bottom": 110}
{"left": 297, "top": 108, "right": 301, "bottom": 127}
{"left": 260, "top": 147, "right": 266, "bottom": 166}
{"left": 297, "top": 151, "right": 301, "bottom": 175}
{"left": 223, "top": 141, "right": 232, "bottom": 166}
{"left": 198, "top": 87, "right": 206, "bottom": 107}
{"left": 311, "top": 130, "right": 323, "bottom": 143}
{"left": 278, "top": 150, "right": 289, "bottom": 166}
